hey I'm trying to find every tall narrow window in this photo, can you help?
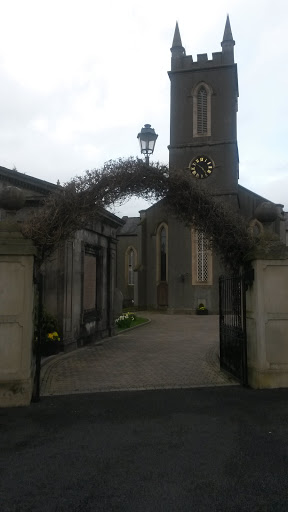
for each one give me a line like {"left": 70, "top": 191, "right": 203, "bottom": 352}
{"left": 196, "top": 231, "right": 209, "bottom": 282}
{"left": 156, "top": 223, "right": 168, "bottom": 283}
{"left": 160, "top": 226, "right": 167, "bottom": 281}
{"left": 197, "top": 86, "right": 207, "bottom": 135}
{"left": 128, "top": 248, "right": 135, "bottom": 285}
{"left": 192, "top": 229, "right": 212, "bottom": 285}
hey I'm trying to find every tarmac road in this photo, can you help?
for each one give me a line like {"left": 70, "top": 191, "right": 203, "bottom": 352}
{"left": 1, "top": 386, "right": 288, "bottom": 511}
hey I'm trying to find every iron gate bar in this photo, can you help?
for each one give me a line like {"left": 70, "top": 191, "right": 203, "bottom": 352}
{"left": 219, "top": 274, "right": 248, "bottom": 386}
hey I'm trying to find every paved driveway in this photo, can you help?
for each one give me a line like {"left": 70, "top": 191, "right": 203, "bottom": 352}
{"left": 40, "top": 313, "right": 237, "bottom": 396}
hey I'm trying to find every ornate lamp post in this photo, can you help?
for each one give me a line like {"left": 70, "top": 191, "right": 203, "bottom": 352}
{"left": 137, "top": 124, "right": 158, "bottom": 165}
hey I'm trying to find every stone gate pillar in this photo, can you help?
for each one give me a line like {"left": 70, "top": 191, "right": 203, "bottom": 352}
{"left": 0, "top": 187, "right": 37, "bottom": 406}
{"left": 246, "top": 253, "right": 288, "bottom": 388}
{"left": 246, "top": 203, "right": 288, "bottom": 389}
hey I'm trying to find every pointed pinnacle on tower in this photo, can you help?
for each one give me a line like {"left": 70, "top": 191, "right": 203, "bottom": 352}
{"left": 171, "top": 21, "right": 186, "bottom": 58}
{"left": 222, "top": 14, "right": 235, "bottom": 46}
{"left": 172, "top": 22, "right": 182, "bottom": 48}
{"left": 221, "top": 14, "right": 235, "bottom": 64}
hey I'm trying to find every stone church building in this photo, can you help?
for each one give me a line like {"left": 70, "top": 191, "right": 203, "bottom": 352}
{"left": 117, "top": 17, "right": 286, "bottom": 314}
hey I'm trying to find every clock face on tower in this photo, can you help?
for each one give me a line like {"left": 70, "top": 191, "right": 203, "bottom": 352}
{"left": 189, "top": 156, "right": 214, "bottom": 179}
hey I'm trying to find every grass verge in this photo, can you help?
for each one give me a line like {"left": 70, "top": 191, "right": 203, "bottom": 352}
{"left": 116, "top": 316, "right": 149, "bottom": 332}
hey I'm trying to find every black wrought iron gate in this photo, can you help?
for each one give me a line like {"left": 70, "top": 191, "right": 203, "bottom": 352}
{"left": 219, "top": 275, "right": 248, "bottom": 385}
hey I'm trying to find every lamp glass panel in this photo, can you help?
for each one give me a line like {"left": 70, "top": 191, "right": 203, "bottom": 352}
{"left": 148, "top": 140, "right": 155, "bottom": 151}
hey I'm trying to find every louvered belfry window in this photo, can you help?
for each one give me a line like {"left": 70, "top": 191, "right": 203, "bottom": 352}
{"left": 196, "top": 231, "right": 209, "bottom": 282}
{"left": 197, "top": 86, "right": 208, "bottom": 135}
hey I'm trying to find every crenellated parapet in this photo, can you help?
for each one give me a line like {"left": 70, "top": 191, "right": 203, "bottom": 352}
{"left": 171, "top": 15, "right": 235, "bottom": 71}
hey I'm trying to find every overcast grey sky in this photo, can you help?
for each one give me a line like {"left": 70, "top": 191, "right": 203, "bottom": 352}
{"left": 0, "top": 0, "right": 287, "bottom": 216}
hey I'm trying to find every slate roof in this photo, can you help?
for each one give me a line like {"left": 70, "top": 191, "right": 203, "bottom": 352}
{"left": 238, "top": 184, "right": 270, "bottom": 204}
{"left": 0, "top": 166, "right": 59, "bottom": 194}
{"left": 117, "top": 217, "right": 140, "bottom": 235}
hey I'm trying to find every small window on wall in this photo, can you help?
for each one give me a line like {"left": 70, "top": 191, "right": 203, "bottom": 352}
{"left": 128, "top": 248, "right": 135, "bottom": 285}
{"left": 192, "top": 229, "right": 212, "bottom": 285}
{"left": 156, "top": 223, "right": 168, "bottom": 282}
{"left": 83, "top": 252, "right": 97, "bottom": 311}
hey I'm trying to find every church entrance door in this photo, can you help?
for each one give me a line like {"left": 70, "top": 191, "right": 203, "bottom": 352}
{"left": 157, "top": 282, "right": 168, "bottom": 307}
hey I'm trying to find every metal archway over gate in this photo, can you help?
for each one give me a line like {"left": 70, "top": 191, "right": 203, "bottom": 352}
{"left": 219, "top": 275, "right": 248, "bottom": 386}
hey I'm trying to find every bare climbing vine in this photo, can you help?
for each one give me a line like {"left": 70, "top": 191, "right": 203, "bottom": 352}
{"left": 22, "top": 157, "right": 255, "bottom": 269}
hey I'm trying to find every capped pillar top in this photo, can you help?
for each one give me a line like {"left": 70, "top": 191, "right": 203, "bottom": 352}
{"left": 0, "top": 186, "right": 25, "bottom": 211}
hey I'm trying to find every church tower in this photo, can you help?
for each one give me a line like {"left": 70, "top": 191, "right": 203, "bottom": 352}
{"left": 117, "top": 16, "right": 282, "bottom": 315}
{"left": 169, "top": 16, "right": 239, "bottom": 197}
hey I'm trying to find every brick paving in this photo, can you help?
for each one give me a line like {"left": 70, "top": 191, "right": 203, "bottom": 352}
{"left": 40, "top": 312, "right": 237, "bottom": 396}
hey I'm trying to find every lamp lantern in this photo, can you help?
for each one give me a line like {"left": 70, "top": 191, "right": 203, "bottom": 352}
{"left": 137, "top": 124, "right": 158, "bottom": 164}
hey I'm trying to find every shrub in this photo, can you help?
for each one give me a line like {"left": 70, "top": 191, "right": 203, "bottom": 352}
{"left": 197, "top": 303, "right": 207, "bottom": 311}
